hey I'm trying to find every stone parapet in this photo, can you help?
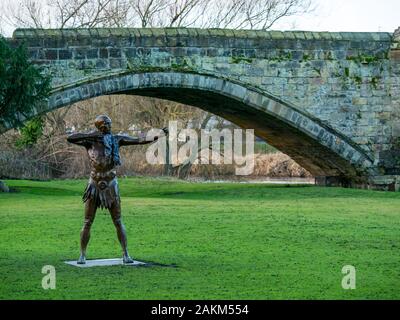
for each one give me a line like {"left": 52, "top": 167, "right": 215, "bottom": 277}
{"left": 12, "top": 28, "right": 393, "bottom": 42}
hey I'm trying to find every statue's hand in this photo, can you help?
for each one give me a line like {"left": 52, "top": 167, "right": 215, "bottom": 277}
{"left": 162, "top": 127, "right": 169, "bottom": 136}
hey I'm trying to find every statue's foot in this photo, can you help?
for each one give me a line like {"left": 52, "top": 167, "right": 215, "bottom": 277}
{"left": 77, "top": 254, "right": 86, "bottom": 264}
{"left": 123, "top": 254, "right": 134, "bottom": 264}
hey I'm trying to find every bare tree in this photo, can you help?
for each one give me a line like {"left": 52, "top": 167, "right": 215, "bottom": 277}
{"left": 127, "top": 0, "right": 313, "bottom": 29}
{"left": 1, "top": 0, "right": 313, "bottom": 31}
{"left": 49, "top": 0, "right": 121, "bottom": 28}
{"left": 1, "top": 0, "right": 46, "bottom": 29}
{"left": 129, "top": 0, "right": 169, "bottom": 27}
{"left": 0, "top": 0, "right": 132, "bottom": 30}
{"left": 204, "top": 0, "right": 313, "bottom": 30}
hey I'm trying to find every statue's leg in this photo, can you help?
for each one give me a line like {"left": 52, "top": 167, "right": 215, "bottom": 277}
{"left": 110, "top": 202, "right": 133, "bottom": 263}
{"left": 78, "top": 199, "right": 97, "bottom": 264}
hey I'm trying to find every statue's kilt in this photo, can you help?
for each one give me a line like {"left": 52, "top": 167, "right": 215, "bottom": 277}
{"left": 83, "top": 176, "right": 120, "bottom": 210}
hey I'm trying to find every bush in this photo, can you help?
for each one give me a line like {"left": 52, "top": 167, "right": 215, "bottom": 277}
{"left": 0, "top": 37, "right": 51, "bottom": 128}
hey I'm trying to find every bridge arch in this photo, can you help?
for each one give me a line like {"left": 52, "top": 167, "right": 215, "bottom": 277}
{"left": 38, "top": 71, "right": 375, "bottom": 180}
{"left": 4, "top": 71, "right": 376, "bottom": 181}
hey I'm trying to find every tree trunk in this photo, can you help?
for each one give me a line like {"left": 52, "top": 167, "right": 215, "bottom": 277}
{"left": 163, "top": 137, "right": 174, "bottom": 176}
{"left": 178, "top": 162, "right": 192, "bottom": 180}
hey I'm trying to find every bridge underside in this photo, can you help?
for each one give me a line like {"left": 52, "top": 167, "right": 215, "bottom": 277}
{"left": 129, "top": 87, "right": 361, "bottom": 182}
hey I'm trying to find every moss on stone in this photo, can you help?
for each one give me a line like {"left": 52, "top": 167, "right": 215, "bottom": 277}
{"left": 324, "top": 51, "right": 334, "bottom": 61}
{"left": 371, "top": 76, "right": 381, "bottom": 89}
{"left": 268, "top": 51, "right": 293, "bottom": 62}
{"left": 313, "top": 68, "right": 322, "bottom": 76}
{"left": 346, "top": 53, "right": 383, "bottom": 64}
{"left": 301, "top": 54, "right": 311, "bottom": 62}
{"left": 353, "top": 76, "right": 363, "bottom": 85}
{"left": 230, "top": 56, "right": 253, "bottom": 64}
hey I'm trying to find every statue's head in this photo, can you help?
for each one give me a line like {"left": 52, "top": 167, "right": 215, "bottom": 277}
{"left": 95, "top": 115, "right": 112, "bottom": 134}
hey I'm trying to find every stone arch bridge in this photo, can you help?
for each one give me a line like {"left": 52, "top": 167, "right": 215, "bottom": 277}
{"left": 2, "top": 27, "right": 400, "bottom": 190}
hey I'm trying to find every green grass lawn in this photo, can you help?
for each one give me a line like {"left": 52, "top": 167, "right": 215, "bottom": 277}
{"left": 0, "top": 177, "right": 399, "bottom": 300}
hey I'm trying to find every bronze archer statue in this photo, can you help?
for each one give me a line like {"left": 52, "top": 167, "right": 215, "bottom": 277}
{"left": 67, "top": 115, "right": 168, "bottom": 264}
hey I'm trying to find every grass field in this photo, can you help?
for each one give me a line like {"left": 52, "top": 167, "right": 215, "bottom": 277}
{"left": 0, "top": 177, "right": 399, "bottom": 300}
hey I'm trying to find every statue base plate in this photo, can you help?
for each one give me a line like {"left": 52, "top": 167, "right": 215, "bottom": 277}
{"left": 65, "top": 258, "right": 147, "bottom": 268}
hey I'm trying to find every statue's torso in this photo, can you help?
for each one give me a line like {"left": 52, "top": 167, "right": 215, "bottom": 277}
{"left": 86, "top": 141, "right": 115, "bottom": 173}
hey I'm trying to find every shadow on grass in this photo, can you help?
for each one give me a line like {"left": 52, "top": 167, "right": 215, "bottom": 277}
{"left": 146, "top": 185, "right": 399, "bottom": 202}
{"left": 131, "top": 260, "right": 178, "bottom": 268}
{"left": 3, "top": 179, "right": 400, "bottom": 202}
{"left": 11, "top": 186, "right": 82, "bottom": 196}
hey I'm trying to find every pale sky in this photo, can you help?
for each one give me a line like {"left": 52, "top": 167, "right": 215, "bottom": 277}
{"left": 275, "top": 0, "right": 400, "bottom": 32}
{"left": 0, "top": 0, "right": 399, "bottom": 37}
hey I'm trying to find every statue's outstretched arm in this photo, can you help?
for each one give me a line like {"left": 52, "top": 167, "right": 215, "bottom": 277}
{"left": 117, "top": 128, "right": 168, "bottom": 147}
{"left": 117, "top": 134, "right": 157, "bottom": 146}
{"left": 67, "top": 131, "right": 100, "bottom": 147}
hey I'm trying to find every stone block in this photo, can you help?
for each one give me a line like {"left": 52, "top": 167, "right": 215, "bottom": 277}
{"left": 44, "top": 49, "right": 58, "bottom": 60}
{"left": 58, "top": 49, "right": 72, "bottom": 60}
